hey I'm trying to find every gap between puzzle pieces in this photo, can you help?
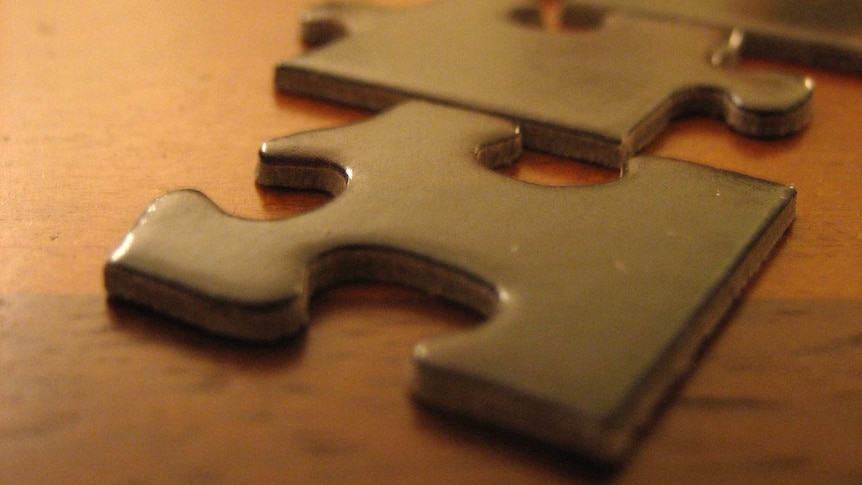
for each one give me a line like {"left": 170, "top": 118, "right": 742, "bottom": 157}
{"left": 276, "top": 0, "right": 813, "bottom": 168}
{"left": 105, "top": 101, "right": 795, "bottom": 464}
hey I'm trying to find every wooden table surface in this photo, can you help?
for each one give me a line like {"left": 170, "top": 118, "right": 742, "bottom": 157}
{"left": 3, "top": 1, "right": 861, "bottom": 483}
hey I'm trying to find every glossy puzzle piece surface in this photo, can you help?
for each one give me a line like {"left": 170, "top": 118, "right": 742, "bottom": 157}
{"left": 276, "top": 0, "right": 813, "bottom": 167}
{"left": 105, "top": 101, "right": 796, "bottom": 463}
{"left": 566, "top": 0, "right": 862, "bottom": 75}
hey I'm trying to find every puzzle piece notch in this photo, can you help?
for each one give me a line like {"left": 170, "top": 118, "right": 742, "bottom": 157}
{"left": 106, "top": 101, "right": 796, "bottom": 463}
{"left": 279, "top": 0, "right": 813, "bottom": 168}
{"left": 565, "top": 0, "right": 862, "bottom": 75}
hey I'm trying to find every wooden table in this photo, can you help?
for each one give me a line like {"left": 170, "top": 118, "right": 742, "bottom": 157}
{"left": 3, "top": 1, "right": 860, "bottom": 483}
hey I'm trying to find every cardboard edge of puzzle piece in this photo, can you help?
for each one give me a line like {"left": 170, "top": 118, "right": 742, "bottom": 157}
{"left": 276, "top": 0, "right": 813, "bottom": 168}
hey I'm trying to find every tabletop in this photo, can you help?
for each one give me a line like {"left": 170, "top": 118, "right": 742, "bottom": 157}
{"left": 2, "top": 1, "right": 861, "bottom": 483}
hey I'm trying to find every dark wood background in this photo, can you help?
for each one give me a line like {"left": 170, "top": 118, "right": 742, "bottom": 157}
{"left": 3, "top": 1, "right": 860, "bottom": 483}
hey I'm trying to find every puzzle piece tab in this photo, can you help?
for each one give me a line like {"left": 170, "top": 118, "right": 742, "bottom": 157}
{"left": 566, "top": 0, "right": 862, "bottom": 75}
{"left": 276, "top": 0, "right": 813, "bottom": 167}
{"left": 105, "top": 102, "right": 795, "bottom": 462}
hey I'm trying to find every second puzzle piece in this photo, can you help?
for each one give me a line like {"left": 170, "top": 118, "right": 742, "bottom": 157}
{"left": 105, "top": 101, "right": 796, "bottom": 463}
{"left": 567, "top": 0, "right": 862, "bottom": 75}
{"left": 278, "top": 0, "right": 813, "bottom": 167}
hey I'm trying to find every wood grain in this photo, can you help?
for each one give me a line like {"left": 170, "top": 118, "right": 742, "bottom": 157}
{"left": 2, "top": 1, "right": 861, "bottom": 483}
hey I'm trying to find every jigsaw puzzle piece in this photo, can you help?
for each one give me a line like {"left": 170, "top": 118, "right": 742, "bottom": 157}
{"left": 277, "top": 0, "right": 813, "bottom": 168}
{"left": 565, "top": 0, "right": 862, "bottom": 75}
{"left": 105, "top": 101, "right": 795, "bottom": 462}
